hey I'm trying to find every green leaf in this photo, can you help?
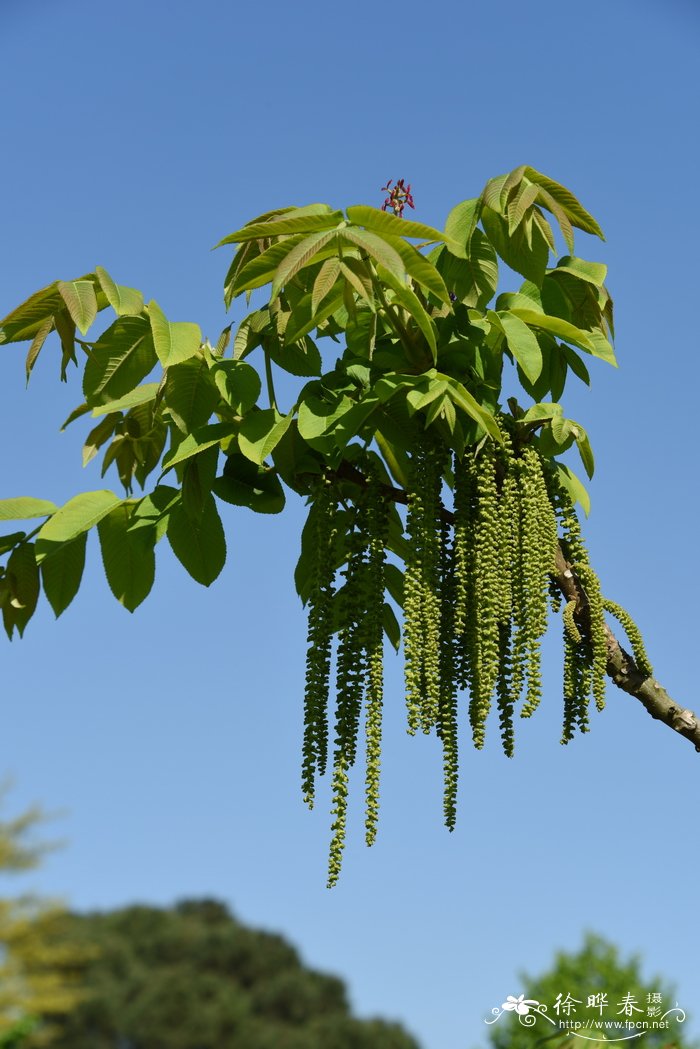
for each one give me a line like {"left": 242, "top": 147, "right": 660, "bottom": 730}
{"left": 83, "top": 315, "right": 157, "bottom": 406}
{"left": 440, "top": 375, "right": 503, "bottom": 444}
{"left": 238, "top": 409, "right": 292, "bottom": 465}
{"left": 482, "top": 173, "right": 510, "bottom": 213}
{"left": 345, "top": 205, "right": 448, "bottom": 246}
{"left": 267, "top": 333, "right": 322, "bottom": 377}
{"left": 5, "top": 543, "right": 40, "bottom": 638}
{"left": 161, "top": 423, "right": 232, "bottom": 472}
{"left": 97, "top": 502, "right": 156, "bottom": 611}
{"left": 0, "top": 532, "right": 25, "bottom": 556}
{"left": 95, "top": 266, "right": 145, "bottom": 316}
{"left": 230, "top": 235, "right": 307, "bottom": 297}
{"left": 163, "top": 358, "right": 219, "bottom": 433}
{"left": 167, "top": 496, "right": 226, "bottom": 586}
{"left": 383, "top": 602, "right": 401, "bottom": 651}
{"left": 380, "top": 267, "right": 437, "bottom": 358}
{"left": 0, "top": 274, "right": 98, "bottom": 344}
{"left": 130, "top": 484, "right": 180, "bottom": 541}
{"left": 91, "top": 383, "right": 160, "bottom": 417}
{"left": 522, "top": 402, "right": 563, "bottom": 422}
{"left": 270, "top": 230, "right": 339, "bottom": 299}
{"left": 216, "top": 208, "right": 343, "bottom": 245}
{"left": 574, "top": 426, "right": 595, "bottom": 479}
{"left": 338, "top": 256, "right": 375, "bottom": 305}
{"left": 41, "top": 534, "right": 87, "bottom": 617}
{"left": 509, "top": 308, "right": 595, "bottom": 354}
{"left": 24, "top": 316, "right": 54, "bottom": 384}
{"left": 211, "top": 360, "right": 261, "bottom": 413}
{"left": 435, "top": 230, "right": 498, "bottom": 308}
{"left": 311, "top": 257, "right": 342, "bottom": 314}
{"left": 0, "top": 497, "right": 58, "bottom": 521}
{"left": 523, "top": 167, "right": 605, "bottom": 239}
{"left": 61, "top": 402, "right": 92, "bottom": 430}
{"left": 507, "top": 181, "right": 539, "bottom": 235}
{"left": 562, "top": 344, "right": 591, "bottom": 385}
{"left": 481, "top": 205, "right": 550, "bottom": 285}
{"left": 586, "top": 329, "right": 617, "bottom": 366}
{"left": 553, "top": 256, "right": 607, "bottom": 287}
{"left": 444, "top": 199, "right": 481, "bottom": 258}
{"left": 35, "top": 490, "right": 121, "bottom": 561}
{"left": 148, "top": 300, "right": 202, "bottom": 368}
{"left": 556, "top": 462, "right": 591, "bottom": 516}
{"left": 283, "top": 286, "right": 345, "bottom": 344}
{"left": 271, "top": 421, "right": 323, "bottom": 491}
{"left": 382, "top": 236, "right": 450, "bottom": 304}
{"left": 83, "top": 414, "right": 120, "bottom": 467}
{"left": 55, "top": 309, "right": 77, "bottom": 380}
{"left": 58, "top": 280, "right": 98, "bottom": 335}
{"left": 338, "top": 227, "right": 406, "bottom": 282}
{"left": 498, "top": 311, "right": 544, "bottom": 383}
{"left": 297, "top": 393, "right": 353, "bottom": 444}
{"left": 213, "top": 453, "right": 285, "bottom": 514}
{"left": 534, "top": 189, "right": 574, "bottom": 254}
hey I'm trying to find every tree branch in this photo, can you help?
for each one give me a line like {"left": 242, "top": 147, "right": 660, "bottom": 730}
{"left": 331, "top": 460, "right": 700, "bottom": 754}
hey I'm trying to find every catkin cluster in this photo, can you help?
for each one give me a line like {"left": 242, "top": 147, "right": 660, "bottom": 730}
{"left": 301, "top": 468, "right": 389, "bottom": 887}
{"left": 302, "top": 427, "right": 652, "bottom": 884}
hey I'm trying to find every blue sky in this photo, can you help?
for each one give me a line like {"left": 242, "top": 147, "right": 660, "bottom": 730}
{"left": 1, "top": 1, "right": 699, "bottom": 1047}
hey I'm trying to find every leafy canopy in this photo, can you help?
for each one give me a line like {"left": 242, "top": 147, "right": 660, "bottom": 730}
{"left": 0, "top": 165, "right": 624, "bottom": 882}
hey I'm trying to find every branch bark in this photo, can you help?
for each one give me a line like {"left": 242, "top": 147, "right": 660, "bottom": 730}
{"left": 332, "top": 459, "right": 700, "bottom": 754}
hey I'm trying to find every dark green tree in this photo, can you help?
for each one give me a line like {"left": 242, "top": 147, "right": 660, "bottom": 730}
{"left": 1, "top": 167, "right": 695, "bottom": 884}
{"left": 486, "top": 933, "right": 693, "bottom": 1049}
{"left": 45, "top": 898, "right": 421, "bottom": 1049}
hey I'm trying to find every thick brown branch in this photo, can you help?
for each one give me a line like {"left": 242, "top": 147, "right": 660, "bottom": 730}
{"left": 552, "top": 545, "right": 700, "bottom": 753}
{"left": 330, "top": 461, "right": 700, "bottom": 753}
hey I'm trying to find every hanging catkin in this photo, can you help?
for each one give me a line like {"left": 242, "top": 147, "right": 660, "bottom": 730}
{"left": 302, "top": 478, "right": 337, "bottom": 807}
{"left": 301, "top": 421, "right": 654, "bottom": 885}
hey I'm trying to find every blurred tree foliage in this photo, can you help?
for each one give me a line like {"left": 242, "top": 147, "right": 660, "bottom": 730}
{"left": 0, "top": 787, "right": 91, "bottom": 1046}
{"left": 47, "top": 898, "right": 421, "bottom": 1049}
{"left": 487, "top": 933, "right": 694, "bottom": 1049}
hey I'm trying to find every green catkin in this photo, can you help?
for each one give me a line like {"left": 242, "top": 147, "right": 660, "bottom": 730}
{"left": 327, "top": 511, "right": 369, "bottom": 886}
{"left": 547, "top": 470, "right": 607, "bottom": 720}
{"left": 302, "top": 480, "right": 337, "bottom": 806}
{"left": 404, "top": 436, "right": 445, "bottom": 735}
{"left": 403, "top": 450, "right": 426, "bottom": 735}
{"left": 603, "top": 598, "right": 654, "bottom": 678}
{"left": 574, "top": 562, "right": 607, "bottom": 712}
{"left": 419, "top": 440, "right": 445, "bottom": 733}
{"left": 507, "top": 454, "right": 527, "bottom": 710}
{"left": 327, "top": 757, "right": 350, "bottom": 888}
{"left": 469, "top": 445, "right": 501, "bottom": 747}
{"left": 548, "top": 575, "right": 563, "bottom": 614}
{"left": 438, "top": 517, "right": 459, "bottom": 829}
{"left": 575, "top": 638, "right": 594, "bottom": 731}
{"left": 518, "top": 448, "right": 555, "bottom": 718}
{"left": 496, "top": 622, "right": 515, "bottom": 757}
{"left": 363, "top": 470, "right": 388, "bottom": 847}
{"left": 453, "top": 450, "right": 478, "bottom": 694}
{"left": 561, "top": 626, "right": 577, "bottom": 743}
{"left": 562, "top": 599, "right": 582, "bottom": 644}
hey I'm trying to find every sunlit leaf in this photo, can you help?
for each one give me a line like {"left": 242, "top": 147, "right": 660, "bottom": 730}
{"left": 148, "top": 300, "right": 201, "bottom": 367}
{"left": 58, "top": 280, "right": 98, "bottom": 335}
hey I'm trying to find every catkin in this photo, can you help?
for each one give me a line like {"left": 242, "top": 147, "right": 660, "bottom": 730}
{"left": 305, "top": 414, "right": 655, "bottom": 886}
{"left": 302, "top": 479, "right": 337, "bottom": 806}
{"left": 603, "top": 598, "right": 653, "bottom": 678}
{"left": 363, "top": 468, "right": 388, "bottom": 846}
{"left": 438, "top": 516, "right": 459, "bottom": 828}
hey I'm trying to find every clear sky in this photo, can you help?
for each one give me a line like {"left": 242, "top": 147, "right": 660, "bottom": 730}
{"left": 1, "top": 1, "right": 699, "bottom": 1047}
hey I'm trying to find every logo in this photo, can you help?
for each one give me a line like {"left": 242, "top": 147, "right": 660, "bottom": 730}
{"left": 484, "top": 991, "right": 687, "bottom": 1042}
